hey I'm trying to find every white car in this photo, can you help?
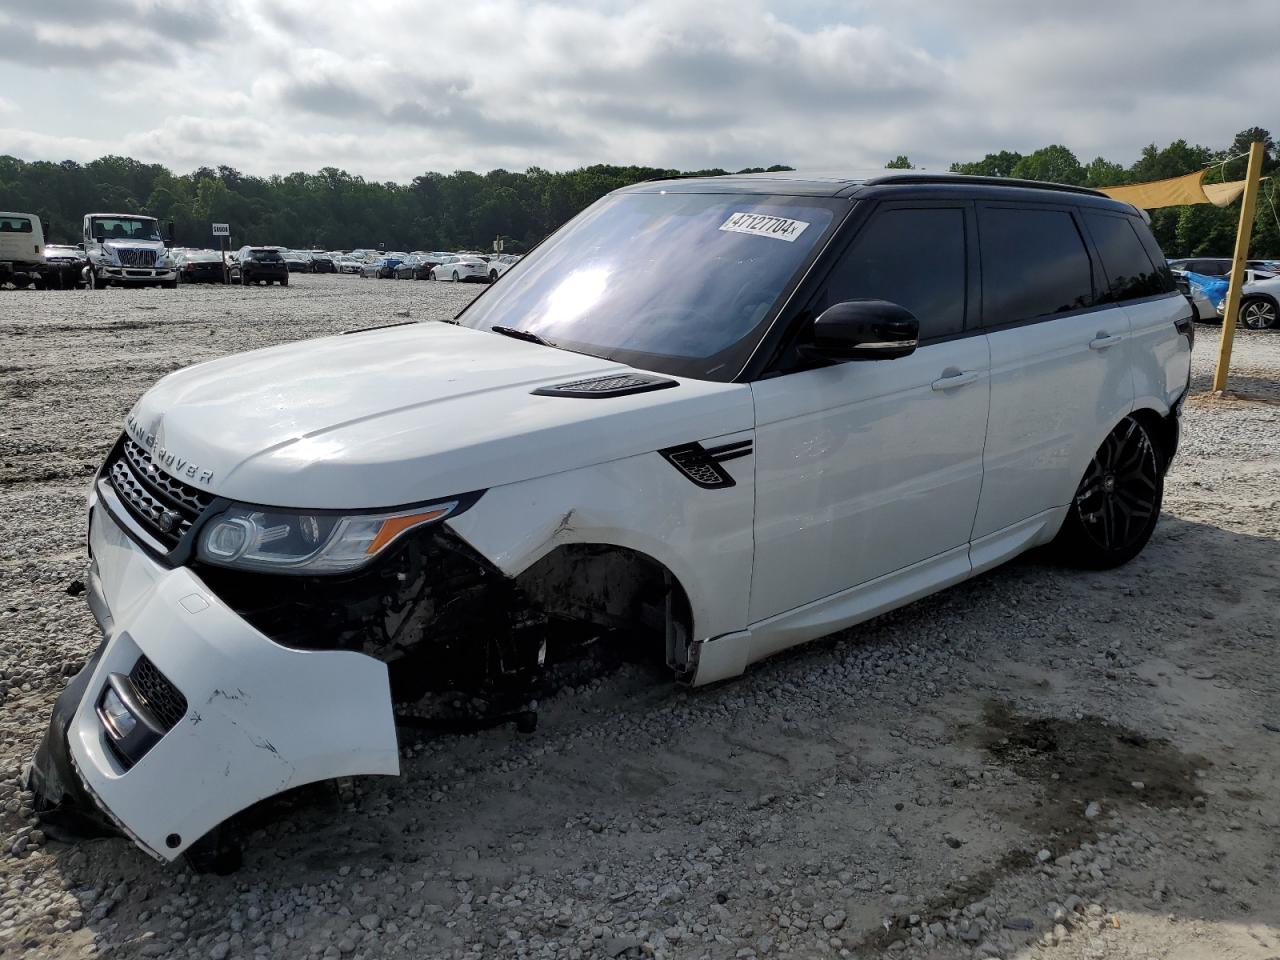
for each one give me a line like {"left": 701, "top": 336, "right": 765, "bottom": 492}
{"left": 430, "top": 254, "right": 489, "bottom": 282}
{"left": 486, "top": 253, "right": 522, "bottom": 282}
{"left": 29, "top": 172, "right": 1192, "bottom": 866}
{"left": 1222, "top": 273, "right": 1280, "bottom": 329}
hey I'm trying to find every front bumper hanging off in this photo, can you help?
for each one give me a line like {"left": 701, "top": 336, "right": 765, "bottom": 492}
{"left": 28, "top": 494, "right": 400, "bottom": 861}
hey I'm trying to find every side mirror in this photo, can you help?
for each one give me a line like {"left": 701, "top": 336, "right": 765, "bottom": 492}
{"left": 76, "top": 242, "right": 84, "bottom": 251}
{"left": 167, "top": 222, "right": 175, "bottom": 246}
{"left": 804, "top": 299, "right": 920, "bottom": 361}
{"left": 94, "top": 235, "right": 106, "bottom": 244}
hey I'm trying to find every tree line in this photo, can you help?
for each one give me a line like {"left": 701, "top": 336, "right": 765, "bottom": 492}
{"left": 1, "top": 126, "right": 1275, "bottom": 256}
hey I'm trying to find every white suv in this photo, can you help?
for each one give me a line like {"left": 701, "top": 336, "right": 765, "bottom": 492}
{"left": 30, "top": 172, "right": 1193, "bottom": 864}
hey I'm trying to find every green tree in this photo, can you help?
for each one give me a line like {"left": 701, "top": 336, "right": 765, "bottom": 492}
{"left": 1010, "top": 145, "right": 1085, "bottom": 185}
{"left": 885, "top": 155, "right": 914, "bottom": 169}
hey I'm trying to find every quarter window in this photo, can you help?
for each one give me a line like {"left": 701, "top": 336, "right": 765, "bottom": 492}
{"left": 1084, "top": 212, "right": 1166, "bottom": 301}
{"left": 979, "top": 207, "right": 1093, "bottom": 323}
{"left": 822, "top": 208, "right": 967, "bottom": 340}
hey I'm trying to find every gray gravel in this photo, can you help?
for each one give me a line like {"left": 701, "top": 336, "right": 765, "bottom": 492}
{"left": 2, "top": 276, "right": 1279, "bottom": 960}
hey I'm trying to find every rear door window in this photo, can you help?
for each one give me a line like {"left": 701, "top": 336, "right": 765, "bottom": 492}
{"left": 979, "top": 207, "right": 1094, "bottom": 324}
{"left": 1083, "top": 212, "right": 1168, "bottom": 301}
{"left": 820, "top": 207, "right": 968, "bottom": 340}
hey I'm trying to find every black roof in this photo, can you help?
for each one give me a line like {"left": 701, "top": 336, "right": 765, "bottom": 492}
{"left": 619, "top": 170, "right": 1134, "bottom": 213}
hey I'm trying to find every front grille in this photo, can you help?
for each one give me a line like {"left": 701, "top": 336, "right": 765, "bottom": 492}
{"left": 129, "top": 656, "right": 187, "bottom": 731}
{"left": 105, "top": 437, "right": 214, "bottom": 549}
{"left": 117, "top": 248, "right": 157, "bottom": 267}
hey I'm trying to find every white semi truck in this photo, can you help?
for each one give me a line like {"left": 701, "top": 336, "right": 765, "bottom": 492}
{"left": 82, "top": 212, "right": 177, "bottom": 288}
{"left": 0, "top": 210, "right": 45, "bottom": 287}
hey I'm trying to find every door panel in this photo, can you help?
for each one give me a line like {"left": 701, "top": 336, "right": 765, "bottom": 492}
{"left": 749, "top": 335, "right": 989, "bottom": 622}
{"left": 974, "top": 312, "right": 1132, "bottom": 539}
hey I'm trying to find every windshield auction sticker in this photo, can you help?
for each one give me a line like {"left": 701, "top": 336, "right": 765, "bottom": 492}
{"left": 718, "top": 212, "right": 811, "bottom": 242}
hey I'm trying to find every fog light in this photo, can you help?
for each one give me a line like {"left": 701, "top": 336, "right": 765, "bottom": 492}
{"left": 99, "top": 686, "right": 137, "bottom": 739}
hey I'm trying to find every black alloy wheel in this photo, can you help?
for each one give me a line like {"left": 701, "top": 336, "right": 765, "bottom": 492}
{"left": 1055, "top": 417, "right": 1163, "bottom": 568}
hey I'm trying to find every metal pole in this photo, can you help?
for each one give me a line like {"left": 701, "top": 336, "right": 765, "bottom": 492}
{"left": 1211, "top": 140, "right": 1266, "bottom": 392}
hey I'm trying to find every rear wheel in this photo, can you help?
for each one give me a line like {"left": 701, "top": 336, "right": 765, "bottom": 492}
{"left": 1053, "top": 416, "right": 1163, "bottom": 569}
{"left": 280, "top": 275, "right": 288, "bottom": 287}
{"left": 489, "top": 270, "right": 498, "bottom": 283}
{"left": 451, "top": 271, "right": 459, "bottom": 282}
{"left": 1239, "top": 296, "right": 1277, "bottom": 330}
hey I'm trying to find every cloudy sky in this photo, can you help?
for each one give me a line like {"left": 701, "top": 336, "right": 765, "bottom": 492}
{"left": 0, "top": 0, "right": 1273, "bottom": 182}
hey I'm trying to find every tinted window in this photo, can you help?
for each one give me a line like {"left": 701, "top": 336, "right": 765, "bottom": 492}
{"left": 822, "top": 208, "right": 967, "bottom": 340}
{"left": 1130, "top": 218, "right": 1177, "bottom": 294}
{"left": 980, "top": 207, "right": 1093, "bottom": 323}
{"left": 1085, "top": 212, "right": 1167, "bottom": 301}
{"left": 0, "top": 216, "right": 33, "bottom": 233}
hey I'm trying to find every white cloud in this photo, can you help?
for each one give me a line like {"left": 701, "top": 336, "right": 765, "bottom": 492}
{"left": 0, "top": 0, "right": 1273, "bottom": 179}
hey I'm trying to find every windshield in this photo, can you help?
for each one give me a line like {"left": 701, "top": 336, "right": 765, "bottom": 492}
{"left": 91, "top": 217, "right": 162, "bottom": 242}
{"left": 0, "top": 215, "right": 33, "bottom": 233}
{"left": 249, "top": 249, "right": 283, "bottom": 261}
{"left": 457, "top": 191, "right": 840, "bottom": 380}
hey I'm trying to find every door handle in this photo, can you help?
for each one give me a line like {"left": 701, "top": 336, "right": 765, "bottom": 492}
{"left": 931, "top": 371, "right": 980, "bottom": 391}
{"left": 1089, "top": 334, "right": 1124, "bottom": 351}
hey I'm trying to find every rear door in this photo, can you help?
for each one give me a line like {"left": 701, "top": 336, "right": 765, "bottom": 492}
{"left": 1080, "top": 210, "right": 1189, "bottom": 415}
{"left": 973, "top": 203, "right": 1133, "bottom": 550}
{"left": 750, "top": 201, "right": 989, "bottom": 622}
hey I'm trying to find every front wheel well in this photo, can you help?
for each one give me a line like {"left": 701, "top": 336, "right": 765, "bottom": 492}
{"left": 515, "top": 543, "right": 694, "bottom": 673}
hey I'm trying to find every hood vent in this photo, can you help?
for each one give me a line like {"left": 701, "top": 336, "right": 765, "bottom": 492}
{"left": 532, "top": 373, "right": 677, "bottom": 399}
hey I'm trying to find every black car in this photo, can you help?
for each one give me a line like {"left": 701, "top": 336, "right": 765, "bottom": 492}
{"left": 37, "top": 245, "right": 88, "bottom": 289}
{"left": 230, "top": 247, "right": 289, "bottom": 286}
{"left": 175, "top": 250, "right": 227, "bottom": 283}
{"left": 310, "top": 253, "right": 336, "bottom": 274}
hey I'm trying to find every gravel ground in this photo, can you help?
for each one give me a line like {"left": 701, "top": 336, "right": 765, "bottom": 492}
{"left": 2, "top": 276, "right": 1278, "bottom": 960}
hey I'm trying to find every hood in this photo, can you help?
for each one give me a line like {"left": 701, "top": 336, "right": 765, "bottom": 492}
{"left": 126, "top": 322, "right": 751, "bottom": 509}
{"left": 103, "top": 238, "right": 166, "bottom": 251}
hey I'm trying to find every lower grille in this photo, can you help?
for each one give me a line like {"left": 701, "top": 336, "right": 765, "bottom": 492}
{"left": 130, "top": 656, "right": 187, "bottom": 731}
{"left": 117, "top": 248, "right": 157, "bottom": 267}
{"left": 105, "top": 436, "right": 213, "bottom": 549}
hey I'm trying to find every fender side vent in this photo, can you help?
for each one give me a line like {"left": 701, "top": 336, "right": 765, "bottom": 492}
{"left": 532, "top": 373, "right": 678, "bottom": 398}
{"left": 660, "top": 439, "right": 752, "bottom": 489}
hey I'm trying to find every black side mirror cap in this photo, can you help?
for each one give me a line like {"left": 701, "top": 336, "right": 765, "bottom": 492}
{"left": 803, "top": 299, "right": 920, "bottom": 361}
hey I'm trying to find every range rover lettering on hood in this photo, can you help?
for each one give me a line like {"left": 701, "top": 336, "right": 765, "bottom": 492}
{"left": 125, "top": 414, "right": 215, "bottom": 486}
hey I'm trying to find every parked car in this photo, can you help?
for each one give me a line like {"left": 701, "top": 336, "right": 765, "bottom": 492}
{"left": 486, "top": 253, "right": 521, "bottom": 283}
{"left": 335, "top": 256, "right": 363, "bottom": 274}
{"left": 393, "top": 256, "right": 436, "bottom": 280}
{"left": 27, "top": 172, "right": 1192, "bottom": 868}
{"left": 37, "top": 244, "right": 88, "bottom": 289}
{"left": 309, "top": 253, "right": 336, "bottom": 274}
{"left": 174, "top": 249, "right": 227, "bottom": 284}
{"left": 430, "top": 254, "right": 489, "bottom": 282}
{"left": 229, "top": 246, "right": 290, "bottom": 285}
{"left": 1217, "top": 272, "right": 1280, "bottom": 329}
{"left": 359, "top": 257, "right": 391, "bottom": 279}
{"left": 282, "top": 251, "right": 313, "bottom": 273}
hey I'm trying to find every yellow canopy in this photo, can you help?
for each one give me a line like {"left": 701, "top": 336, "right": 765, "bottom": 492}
{"left": 1097, "top": 169, "right": 1253, "bottom": 209}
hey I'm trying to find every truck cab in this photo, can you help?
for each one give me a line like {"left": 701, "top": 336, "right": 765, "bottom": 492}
{"left": 83, "top": 213, "right": 177, "bottom": 289}
{"left": 0, "top": 211, "right": 45, "bottom": 287}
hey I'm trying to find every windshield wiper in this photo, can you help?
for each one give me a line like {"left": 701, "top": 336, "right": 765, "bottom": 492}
{"left": 491, "top": 325, "right": 554, "bottom": 347}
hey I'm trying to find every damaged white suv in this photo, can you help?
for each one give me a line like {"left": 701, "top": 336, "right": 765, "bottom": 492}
{"left": 31, "top": 172, "right": 1193, "bottom": 865}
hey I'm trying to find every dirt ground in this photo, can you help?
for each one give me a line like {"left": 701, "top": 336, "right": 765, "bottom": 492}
{"left": 1, "top": 276, "right": 1278, "bottom": 960}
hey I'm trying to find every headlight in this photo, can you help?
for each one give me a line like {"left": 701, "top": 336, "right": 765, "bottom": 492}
{"left": 197, "top": 501, "right": 458, "bottom": 573}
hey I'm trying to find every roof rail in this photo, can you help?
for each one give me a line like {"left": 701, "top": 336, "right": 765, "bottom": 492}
{"left": 863, "top": 173, "right": 1105, "bottom": 198}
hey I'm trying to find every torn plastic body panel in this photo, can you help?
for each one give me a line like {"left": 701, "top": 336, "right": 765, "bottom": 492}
{"left": 30, "top": 494, "right": 399, "bottom": 861}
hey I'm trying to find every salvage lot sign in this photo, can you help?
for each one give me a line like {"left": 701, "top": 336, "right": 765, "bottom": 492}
{"left": 211, "top": 223, "right": 230, "bottom": 237}
{"left": 718, "top": 211, "right": 810, "bottom": 242}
